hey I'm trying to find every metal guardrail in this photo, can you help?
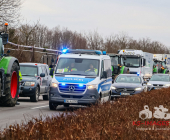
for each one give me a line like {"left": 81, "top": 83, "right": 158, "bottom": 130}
{"left": 8, "top": 41, "right": 61, "bottom": 53}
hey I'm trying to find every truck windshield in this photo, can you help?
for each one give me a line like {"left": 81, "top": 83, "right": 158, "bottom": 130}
{"left": 150, "top": 75, "right": 170, "bottom": 82}
{"left": 55, "top": 58, "right": 99, "bottom": 76}
{"left": 162, "top": 62, "right": 166, "bottom": 67}
{"left": 116, "top": 76, "right": 141, "bottom": 83}
{"left": 110, "top": 56, "right": 118, "bottom": 65}
{"left": 110, "top": 56, "right": 123, "bottom": 66}
{"left": 20, "top": 66, "right": 38, "bottom": 76}
{"left": 123, "top": 57, "right": 140, "bottom": 67}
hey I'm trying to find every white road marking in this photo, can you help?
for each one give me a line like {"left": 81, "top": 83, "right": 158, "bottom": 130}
{"left": 31, "top": 105, "right": 49, "bottom": 109}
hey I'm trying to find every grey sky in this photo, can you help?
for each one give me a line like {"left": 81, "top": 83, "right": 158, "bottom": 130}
{"left": 21, "top": 0, "right": 170, "bottom": 46}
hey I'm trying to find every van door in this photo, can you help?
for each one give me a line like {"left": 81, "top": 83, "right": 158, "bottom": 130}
{"left": 41, "top": 66, "right": 49, "bottom": 93}
{"left": 38, "top": 66, "right": 44, "bottom": 93}
{"left": 100, "top": 59, "right": 112, "bottom": 101}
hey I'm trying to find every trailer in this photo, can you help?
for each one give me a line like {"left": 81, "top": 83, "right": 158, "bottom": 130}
{"left": 118, "top": 49, "right": 153, "bottom": 80}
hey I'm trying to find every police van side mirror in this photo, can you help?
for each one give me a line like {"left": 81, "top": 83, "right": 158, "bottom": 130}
{"left": 50, "top": 68, "right": 54, "bottom": 76}
{"left": 101, "top": 71, "right": 107, "bottom": 79}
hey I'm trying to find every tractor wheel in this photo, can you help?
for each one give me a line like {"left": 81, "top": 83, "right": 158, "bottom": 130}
{"left": 0, "top": 62, "right": 19, "bottom": 107}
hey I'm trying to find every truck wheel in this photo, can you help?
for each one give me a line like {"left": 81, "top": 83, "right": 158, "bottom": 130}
{"left": 30, "top": 87, "right": 39, "bottom": 102}
{"left": 0, "top": 62, "right": 19, "bottom": 107}
{"left": 43, "top": 94, "right": 49, "bottom": 100}
{"left": 49, "top": 102, "right": 57, "bottom": 110}
{"left": 43, "top": 86, "right": 49, "bottom": 100}
{"left": 64, "top": 104, "right": 69, "bottom": 107}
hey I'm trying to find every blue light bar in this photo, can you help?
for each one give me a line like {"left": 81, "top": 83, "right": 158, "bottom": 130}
{"left": 62, "top": 49, "right": 68, "bottom": 53}
{"left": 61, "top": 83, "right": 66, "bottom": 86}
{"left": 103, "top": 51, "right": 106, "bottom": 55}
{"left": 137, "top": 73, "right": 140, "bottom": 76}
{"left": 79, "top": 84, "right": 84, "bottom": 87}
{"left": 95, "top": 51, "right": 102, "bottom": 55}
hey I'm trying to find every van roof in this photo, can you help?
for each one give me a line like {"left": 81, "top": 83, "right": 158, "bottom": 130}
{"left": 59, "top": 53, "right": 110, "bottom": 59}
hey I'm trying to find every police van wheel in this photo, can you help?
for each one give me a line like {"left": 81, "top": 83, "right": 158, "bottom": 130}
{"left": 108, "top": 91, "right": 111, "bottom": 101}
{"left": 49, "top": 102, "right": 57, "bottom": 110}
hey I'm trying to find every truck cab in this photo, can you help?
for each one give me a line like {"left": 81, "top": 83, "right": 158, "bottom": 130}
{"left": 49, "top": 49, "right": 112, "bottom": 110}
{"left": 118, "top": 49, "right": 153, "bottom": 80}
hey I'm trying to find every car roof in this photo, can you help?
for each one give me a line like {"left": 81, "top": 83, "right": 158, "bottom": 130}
{"left": 118, "top": 74, "right": 142, "bottom": 77}
{"left": 20, "top": 63, "right": 47, "bottom": 66}
{"left": 152, "top": 74, "right": 170, "bottom": 76}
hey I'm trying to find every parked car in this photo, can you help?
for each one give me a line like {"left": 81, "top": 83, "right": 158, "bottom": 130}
{"left": 147, "top": 74, "right": 170, "bottom": 91}
{"left": 19, "top": 63, "right": 52, "bottom": 102}
{"left": 111, "top": 74, "right": 147, "bottom": 98}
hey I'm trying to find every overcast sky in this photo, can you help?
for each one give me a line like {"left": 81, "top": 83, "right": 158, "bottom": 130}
{"left": 21, "top": 0, "right": 170, "bottom": 47}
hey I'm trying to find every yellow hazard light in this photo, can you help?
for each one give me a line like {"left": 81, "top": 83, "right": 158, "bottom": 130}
{"left": 123, "top": 50, "right": 125, "bottom": 52}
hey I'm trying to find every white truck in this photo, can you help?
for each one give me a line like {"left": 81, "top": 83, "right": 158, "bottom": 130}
{"left": 118, "top": 49, "right": 153, "bottom": 80}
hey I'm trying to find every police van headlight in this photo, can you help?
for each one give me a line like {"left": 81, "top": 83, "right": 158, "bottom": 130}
{"left": 135, "top": 87, "right": 142, "bottom": 91}
{"left": 164, "top": 84, "right": 170, "bottom": 87}
{"left": 87, "top": 85, "right": 97, "bottom": 89}
{"left": 51, "top": 83, "right": 58, "bottom": 88}
{"left": 111, "top": 86, "right": 116, "bottom": 89}
{"left": 25, "top": 82, "right": 35, "bottom": 86}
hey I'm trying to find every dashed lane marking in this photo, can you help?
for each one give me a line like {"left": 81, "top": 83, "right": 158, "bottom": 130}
{"left": 31, "top": 105, "right": 49, "bottom": 109}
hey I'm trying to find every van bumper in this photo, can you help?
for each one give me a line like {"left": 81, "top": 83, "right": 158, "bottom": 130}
{"left": 49, "top": 87, "right": 99, "bottom": 105}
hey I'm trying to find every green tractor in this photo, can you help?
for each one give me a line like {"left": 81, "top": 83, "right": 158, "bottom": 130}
{"left": 0, "top": 23, "right": 20, "bottom": 107}
{"left": 153, "top": 59, "right": 169, "bottom": 74}
{"left": 109, "top": 54, "right": 129, "bottom": 80}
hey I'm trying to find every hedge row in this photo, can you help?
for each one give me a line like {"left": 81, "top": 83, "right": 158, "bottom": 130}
{"left": 1, "top": 88, "right": 170, "bottom": 140}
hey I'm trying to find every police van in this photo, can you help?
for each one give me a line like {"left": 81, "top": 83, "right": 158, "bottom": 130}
{"left": 49, "top": 49, "right": 112, "bottom": 110}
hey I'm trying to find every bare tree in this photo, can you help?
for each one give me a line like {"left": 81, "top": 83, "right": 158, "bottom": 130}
{"left": 0, "top": 0, "right": 21, "bottom": 27}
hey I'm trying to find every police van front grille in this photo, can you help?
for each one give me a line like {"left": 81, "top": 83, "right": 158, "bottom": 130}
{"left": 153, "top": 84, "right": 163, "bottom": 87}
{"left": 60, "top": 95, "right": 83, "bottom": 98}
{"left": 115, "top": 88, "right": 135, "bottom": 93}
{"left": 58, "top": 83, "right": 86, "bottom": 93}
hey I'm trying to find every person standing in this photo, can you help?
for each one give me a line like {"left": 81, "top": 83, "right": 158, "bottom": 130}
{"left": 16, "top": 71, "right": 22, "bottom": 105}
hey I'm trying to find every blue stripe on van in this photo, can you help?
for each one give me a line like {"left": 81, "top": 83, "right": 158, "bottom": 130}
{"left": 97, "top": 77, "right": 112, "bottom": 92}
{"left": 55, "top": 77, "right": 95, "bottom": 84}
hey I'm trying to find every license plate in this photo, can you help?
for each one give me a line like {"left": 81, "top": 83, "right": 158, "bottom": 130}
{"left": 64, "top": 100, "right": 78, "bottom": 103}
{"left": 120, "top": 93, "right": 130, "bottom": 95}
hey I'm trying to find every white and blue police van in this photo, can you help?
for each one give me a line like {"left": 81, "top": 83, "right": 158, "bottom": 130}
{"left": 49, "top": 49, "right": 112, "bottom": 110}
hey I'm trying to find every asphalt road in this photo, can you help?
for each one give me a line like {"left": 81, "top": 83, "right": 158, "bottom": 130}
{"left": 0, "top": 97, "right": 84, "bottom": 131}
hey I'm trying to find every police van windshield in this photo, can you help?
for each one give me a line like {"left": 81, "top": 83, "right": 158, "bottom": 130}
{"left": 55, "top": 58, "right": 99, "bottom": 76}
{"left": 123, "top": 57, "right": 140, "bottom": 67}
{"left": 116, "top": 76, "right": 141, "bottom": 83}
{"left": 20, "top": 66, "right": 38, "bottom": 76}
